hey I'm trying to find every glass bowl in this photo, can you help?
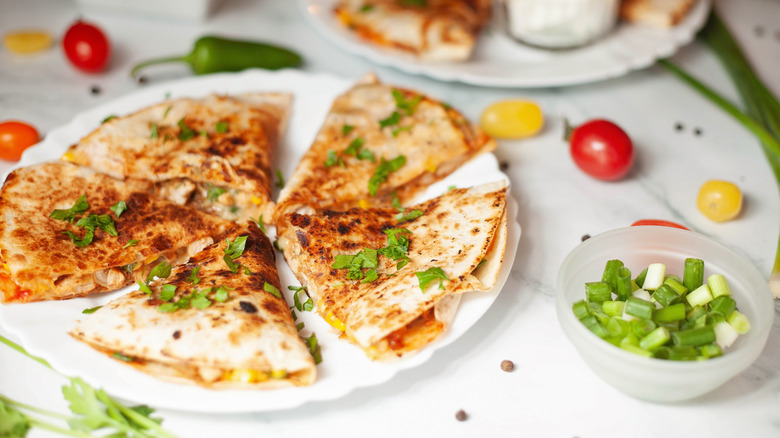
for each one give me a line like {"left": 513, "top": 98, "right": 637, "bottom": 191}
{"left": 556, "top": 226, "right": 774, "bottom": 402}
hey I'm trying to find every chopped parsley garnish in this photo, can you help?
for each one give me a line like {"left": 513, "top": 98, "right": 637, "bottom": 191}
{"left": 275, "top": 169, "right": 285, "bottom": 188}
{"left": 137, "top": 281, "right": 152, "bottom": 295}
{"left": 264, "top": 282, "right": 282, "bottom": 299}
{"left": 206, "top": 185, "right": 226, "bottom": 202}
{"left": 76, "top": 214, "right": 118, "bottom": 237}
{"left": 379, "top": 228, "right": 411, "bottom": 269}
{"left": 325, "top": 150, "right": 345, "bottom": 167}
{"left": 343, "top": 137, "right": 375, "bottom": 162}
{"left": 82, "top": 306, "right": 101, "bottom": 314}
{"left": 110, "top": 200, "right": 127, "bottom": 218}
{"left": 361, "top": 268, "right": 378, "bottom": 283}
{"left": 147, "top": 261, "right": 172, "bottom": 283}
{"left": 162, "top": 104, "right": 172, "bottom": 118}
{"left": 395, "top": 209, "right": 423, "bottom": 223}
{"left": 379, "top": 111, "right": 401, "bottom": 128}
{"left": 177, "top": 118, "right": 195, "bottom": 141}
{"left": 391, "top": 192, "right": 402, "bottom": 210}
{"left": 332, "top": 248, "right": 378, "bottom": 280}
{"left": 289, "top": 285, "right": 313, "bottom": 311}
{"left": 214, "top": 286, "right": 230, "bottom": 302}
{"left": 160, "top": 284, "right": 177, "bottom": 301}
{"left": 392, "top": 89, "right": 423, "bottom": 115}
{"left": 360, "top": 4, "right": 375, "bottom": 12}
{"left": 123, "top": 239, "right": 139, "bottom": 249}
{"left": 400, "top": 0, "right": 427, "bottom": 6}
{"left": 305, "top": 332, "right": 322, "bottom": 364}
{"left": 150, "top": 123, "right": 159, "bottom": 139}
{"left": 448, "top": 185, "right": 457, "bottom": 191}
{"left": 368, "top": 155, "right": 406, "bottom": 196}
{"left": 223, "top": 235, "right": 248, "bottom": 273}
{"left": 392, "top": 126, "right": 412, "bottom": 137}
{"left": 62, "top": 229, "right": 94, "bottom": 247}
{"left": 50, "top": 195, "right": 89, "bottom": 223}
{"left": 416, "top": 267, "right": 449, "bottom": 291}
{"left": 215, "top": 121, "right": 228, "bottom": 133}
{"left": 342, "top": 124, "right": 355, "bottom": 136}
{"left": 101, "top": 115, "right": 117, "bottom": 124}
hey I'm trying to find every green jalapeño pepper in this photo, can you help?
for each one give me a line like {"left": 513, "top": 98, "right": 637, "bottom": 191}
{"left": 130, "top": 35, "right": 302, "bottom": 77}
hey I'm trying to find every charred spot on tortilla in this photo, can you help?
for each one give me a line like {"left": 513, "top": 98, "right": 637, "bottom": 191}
{"left": 240, "top": 300, "right": 258, "bottom": 313}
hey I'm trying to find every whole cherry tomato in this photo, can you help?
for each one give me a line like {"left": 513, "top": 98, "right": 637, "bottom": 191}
{"left": 0, "top": 121, "right": 40, "bottom": 161}
{"left": 696, "top": 180, "right": 742, "bottom": 222}
{"left": 566, "top": 119, "right": 634, "bottom": 181}
{"left": 631, "top": 219, "right": 690, "bottom": 230}
{"left": 62, "top": 20, "right": 110, "bottom": 73}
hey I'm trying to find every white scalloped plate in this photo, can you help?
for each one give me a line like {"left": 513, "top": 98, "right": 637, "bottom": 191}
{"left": 0, "top": 69, "right": 520, "bottom": 413}
{"left": 300, "top": 0, "right": 710, "bottom": 87}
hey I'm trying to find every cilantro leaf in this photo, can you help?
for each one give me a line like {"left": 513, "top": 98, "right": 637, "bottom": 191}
{"left": 342, "top": 124, "right": 355, "bottom": 136}
{"left": 160, "top": 284, "right": 177, "bottom": 301}
{"left": 150, "top": 123, "right": 158, "bottom": 139}
{"left": 207, "top": 185, "right": 226, "bottom": 202}
{"left": 395, "top": 209, "right": 423, "bottom": 223}
{"left": 81, "top": 306, "right": 101, "bottom": 314}
{"left": 123, "top": 239, "right": 138, "bottom": 249}
{"left": 158, "top": 302, "right": 177, "bottom": 313}
{"left": 360, "top": 4, "right": 374, "bottom": 12}
{"left": 215, "top": 121, "right": 228, "bottom": 133}
{"left": 62, "top": 229, "right": 94, "bottom": 247}
{"left": 214, "top": 286, "right": 230, "bottom": 302}
{"left": 225, "top": 235, "right": 248, "bottom": 260}
{"left": 101, "top": 115, "right": 117, "bottom": 124}
{"left": 137, "top": 281, "right": 152, "bottom": 295}
{"left": 110, "top": 200, "right": 128, "bottom": 218}
{"left": 361, "top": 268, "right": 378, "bottom": 283}
{"left": 187, "top": 266, "right": 201, "bottom": 284}
{"left": 177, "top": 117, "right": 195, "bottom": 141}
{"left": 325, "top": 150, "right": 345, "bottom": 167}
{"left": 344, "top": 137, "right": 365, "bottom": 156}
{"left": 147, "top": 262, "right": 172, "bottom": 283}
{"left": 264, "top": 282, "right": 282, "bottom": 299}
{"left": 275, "top": 169, "right": 285, "bottom": 188}
{"left": 223, "top": 255, "right": 240, "bottom": 274}
{"left": 368, "top": 155, "right": 406, "bottom": 196}
{"left": 392, "top": 126, "right": 412, "bottom": 137}
{"left": 0, "top": 396, "right": 31, "bottom": 437}
{"left": 416, "top": 267, "right": 449, "bottom": 291}
{"left": 256, "top": 215, "right": 266, "bottom": 233}
{"left": 50, "top": 195, "right": 89, "bottom": 223}
{"left": 379, "top": 111, "right": 401, "bottom": 128}
{"left": 392, "top": 89, "right": 423, "bottom": 115}
{"left": 191, "top": 291, "right": 211, "bottom": 309}
{"left": 391, "top": 192, "right": 402, "bottom": 210}
{"left": 112, "top": 352, "right": 135, "bottom": 362}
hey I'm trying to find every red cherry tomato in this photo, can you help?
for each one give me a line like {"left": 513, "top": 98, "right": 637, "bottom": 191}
{"left": 567, "top": 119, "right": 634, "bottom": 181}
{"left": 62, "top": 20, "right": 110, "bottom": 73}
{"left": 0, "top": 121, "right": 40, "bottom": 161}
{"left": 631, "top": 219, "right": 690, "bottom": 230}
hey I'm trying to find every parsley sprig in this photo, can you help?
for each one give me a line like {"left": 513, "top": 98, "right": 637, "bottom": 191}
{"left": 415, "top": 267, "right": 449, "bottom": 291}
{"left": 368, "top": 155, "right": 406, "bottom": 196}
{"left": 0, "top": 335, "right": 175, "bottom": 438}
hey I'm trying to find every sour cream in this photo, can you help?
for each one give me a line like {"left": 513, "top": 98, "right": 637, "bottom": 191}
{"left": 501, "top": 0, "right": 620, "bottom": 49}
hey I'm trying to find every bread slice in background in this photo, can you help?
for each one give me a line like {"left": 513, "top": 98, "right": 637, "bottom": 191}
{"left": 620, "top": 0, "right": 697, "bottom": 27}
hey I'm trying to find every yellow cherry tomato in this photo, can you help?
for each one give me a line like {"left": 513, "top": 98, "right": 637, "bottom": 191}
{"left": 696, "top": 180, "right": 743, "bottom": 222}
{"left": 3, "top": 30, "right": 53, "bottom": 54}
{"left": 480, "top": 100, "right": 544, "bottom": 139}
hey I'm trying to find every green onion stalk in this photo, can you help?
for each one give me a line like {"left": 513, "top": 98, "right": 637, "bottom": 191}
{"left": 658, "top": 11, "right": 780, "bottom": 298}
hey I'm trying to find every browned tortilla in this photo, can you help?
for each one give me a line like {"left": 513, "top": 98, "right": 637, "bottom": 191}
{"left": 71, "top": 224, "right": 316, "bottom": 388}
{"left": 274, "top": 73, "right": 495, "bottom": 232}
{"left": 65, "top": 93, "right": 291, "bottom": 223}
{"left": 279, "top": 181, "right": 508, "bottom": 360}
{"left": 0, "top": 161, "right": 232, "bottom": 302}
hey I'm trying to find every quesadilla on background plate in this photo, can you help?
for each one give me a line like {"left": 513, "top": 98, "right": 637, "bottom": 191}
{"left": 71, "top": 223, "right": 317, "bottom": 389}
{"left": 333, "top": 0, "right": 492, "bottom": 61}
{"left": 0, "top": 161, "right": 232, "bottom": 303}
{"left": 64, "top": 92, "right": 291, "bottom": 224}
{"left": 274, "top": 73, "right": 495, "bottom": 231}
{"left": 278, "top": 181, "right": 508, "bottom": 360}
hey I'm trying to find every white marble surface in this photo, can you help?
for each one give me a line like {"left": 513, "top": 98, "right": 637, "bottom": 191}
{"left": 1, "top": 0, "right": 779, "bottom": 437}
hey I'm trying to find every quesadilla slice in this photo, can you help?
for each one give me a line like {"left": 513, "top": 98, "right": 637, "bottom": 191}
{"left": 333, "top": 0, "right": 492, "bottom": 61}
{"left": 0, "top": 161, "right": 232, "bottom": 303}
{"left": 63, "top": 92, "right": 291, "bottom": 223}
{"left": 274, "top": 73, "right": 495, "bottom": 231}
{"left": 71, "top": 224, "right": 316, "bottom": 388}
{"left": 278, "top": 181, "right": 508, "bottom": 360}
